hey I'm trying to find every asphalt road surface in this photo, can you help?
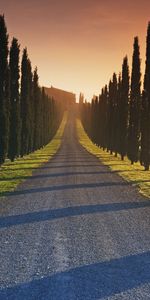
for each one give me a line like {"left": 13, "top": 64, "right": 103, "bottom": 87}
{"left": 0, "top": 113, "right": 150, "bottom": 300}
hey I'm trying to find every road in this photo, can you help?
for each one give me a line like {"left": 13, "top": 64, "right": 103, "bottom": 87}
{"left": 0, "top": 113, "right": 150, "bottom": 300}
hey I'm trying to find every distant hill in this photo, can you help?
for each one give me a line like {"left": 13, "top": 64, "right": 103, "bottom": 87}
{"left": 44, "top": 86, "right": 76, "bottom": 109}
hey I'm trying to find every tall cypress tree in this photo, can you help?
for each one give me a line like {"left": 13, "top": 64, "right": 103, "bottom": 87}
{"left": 127, "top": 37, "right": 141, "bottom": 164}
{"left": 91, "top": 97, "right": 99, "bottom": 144}
{"left": 91, "top": 98, "right": 95, "bottom": 143}
{"left": 8, "top": 38, "right": 21, "bottom": 161}
{"left": 107, "top": 80, "right": 112, "bottom": 152}
{"left": 33, "top": 67, "right": 41, "bottom": 150}
{"left": 141, "top": 23, "right": 150, "bottom": 170}
{"left": 0, "top": 15, "right": 9, "bottom": 164}
{"left": 112, "top": 73, "right": 120, "bottom": 157}
{"left": 20, "top": 48, "right": 30, "bottom": 156}
{"left": 103, "top": 85, "right": 108, "bottom": 150}
{"left": 98, "top": 88, "right": 105, "bottom": 148}
{"left": 40, "top": 87, "right": 46, "bottom": 147}
{"left": 114, "top": 74, "right": 122, "bottom": 157}
{"left": 27, "top": 58, "right": 33, "bottom": 153}
{"left": 119, "top": 56, "right": 129, "bottom": 160}
{"left": 108, "top": 73, "right": 118, "bottom": 154}
{"left": 42, "top": 91, "right": 47, "bottom": 146}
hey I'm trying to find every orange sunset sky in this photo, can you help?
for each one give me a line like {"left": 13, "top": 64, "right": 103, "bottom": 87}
{"left": 1, "top": 0, "right": 150, "bottom": 100}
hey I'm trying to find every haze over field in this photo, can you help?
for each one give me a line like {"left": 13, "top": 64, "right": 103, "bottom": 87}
{"left": 1, "top": 0, "right": 150, "bottom": 99}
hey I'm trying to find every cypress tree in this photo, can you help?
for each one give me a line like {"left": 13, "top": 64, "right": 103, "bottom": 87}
{"left": 108, "top": 73, "right": 118, "bottom": 154}
{"left": 127, "top": 37, "right": 141, "bottom": 164}
{"left": 114, "top": 74, "right": 122, "bottom": 157}
{"left": 119, "top": 56, "right": 129, "bottom": 160}
{"left": 79, "top": 93, "right": 84, "bottom": 115}
{"left": 43, "top": 90, "right": 49, "bottom": 146}
{"left": 87, "top": 101, "right": 92, "bottom": 137}
{"left": 40, "top": 87, "right": 44, "bottom": 148}
{"left": 98, "top": 89, "right": 105, "bottom": 148}
{"left": 141, "top": 23, "right": 150, "bottom": 170}
{"left": 98, "top": 87, "right": 107, "bottom": 149}
{"left": 33, "top": 67, "right": 41, "bottom": 150}
{"left": 49, "top": 97, "right": 53, "bottom": 140}
{"left": 91, "top": 99, "right": 95, "bottom": 142}
{"left": 0, "top": 15, "right": 9, "bottom": 164}
{"left": 27, "top": 59, "right": 33, "bottom": 153}
{"left": 107, "top": 80, "right": 112, "bottom": 153}
{"left": 91, "top": 97, "right": 99, "bottom": 144}
{"left": 112, "top": 73, "right": 120, "bottom": 157}
{"left": 20, "top": 48, "right": 31, "bottom": 156}
{"left": 39, "top": 89, "right": 43, "bottom": 148}
{"left": 81, "top": 100, "right": 91, "bottom": 137}
{"left": 103, "top": 85, "right": 108, "bottom": 150}
{"left": 8, "top": 38, "right": 21, "bottom": 161}
{"left": 39, "top": 89, "right": 44, "bottom": 148}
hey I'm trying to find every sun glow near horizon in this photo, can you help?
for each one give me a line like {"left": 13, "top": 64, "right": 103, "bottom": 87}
{"left": 1, "top": 0, "right": 149, "bottom": 101}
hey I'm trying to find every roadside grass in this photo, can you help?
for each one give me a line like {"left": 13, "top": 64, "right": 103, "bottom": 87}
{"left": 0, "top": 112, "right": 67, "bottom": 197}
{"left": 77, "top": 119, "right": 150, "bottom": 199}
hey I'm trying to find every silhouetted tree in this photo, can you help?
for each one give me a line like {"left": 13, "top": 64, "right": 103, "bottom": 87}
{"left": 141, "top": 23, "right": 150, "bottom": 170}
{"left": 8, "top": 38, "right": 21, "bottom": 161}
{"left": 103, "top": 85, "right": 108, "bottom": 150}
{"left": 20, "top": 48, "right": 32, "bottom": 156}
{"left": 107, "top": 73, "right": 118, "bottom": 154}
{"left": 0, "top": 15, "right": 9, "bottom": 164}
{"left": 33, "top": 67, "right": 41, "bottom": 150}
{"left": 127, "top": 37, "right": 141, "bottom": 164}
{"left": 119, "top": 56, "right": 129, "bottom": 160}
{"left": 91, "top": 97, "right": 99, "bottom": 144}
{"left": 98, "top": 88, "right": 105, "bottom": 149}
{"left": 27, "top": 59, "right": 34, "bottom": 153}
{"left": 39, "top": 87, "right": 44, "bottom": 147}
{"left": 114, "top": 74, "right": 122, "bottom": 157}
{"left": 107, "top": 80, "right": 112, "bottom": 152}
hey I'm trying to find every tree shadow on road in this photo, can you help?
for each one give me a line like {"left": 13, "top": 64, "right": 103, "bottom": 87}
{"left": 2, "top": 164, "right": 105, "bottom": 172}
{"left": 0, "top": 251, "right": 150, "bottom": 299}
{"left": 0, "top": 200, "right": 150, "bottom": 229}
{"left": 6, "top": 181, "right": 132, "bottom": 197}
{"left": 0, "top": 170, "right": 129, "bottom": 181}
{"left": 1, "top": 170, "right": 150, "bottom": 183}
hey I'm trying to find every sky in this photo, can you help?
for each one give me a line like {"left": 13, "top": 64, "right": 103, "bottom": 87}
{"left": 1, "top": 0, "right": 150, "bottom": 100}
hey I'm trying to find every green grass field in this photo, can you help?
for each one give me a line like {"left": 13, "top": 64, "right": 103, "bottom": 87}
{"left": 77, "top": 119, "right": 150, "bottom": 199}
{"left": 0, "top": 112, "right": 67, "bottom": 197}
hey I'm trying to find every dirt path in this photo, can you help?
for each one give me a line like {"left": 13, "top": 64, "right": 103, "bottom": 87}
{"left": 0, "top": 113, "right": 150, "bottom": 299}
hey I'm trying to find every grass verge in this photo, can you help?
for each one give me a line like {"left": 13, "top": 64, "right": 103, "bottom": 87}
{"left": 0, "top": 112, "right": 68, "bottom": 197}
{"left": 77, "top": 119, "right": 150, "bottom": 199}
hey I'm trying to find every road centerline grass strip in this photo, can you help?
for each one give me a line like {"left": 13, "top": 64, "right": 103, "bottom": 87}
{"left": 77, "top": 119, "right": 150, "bottom": 199}
{"left": 0, "top": 112, "right": 68, "bottom": 197}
